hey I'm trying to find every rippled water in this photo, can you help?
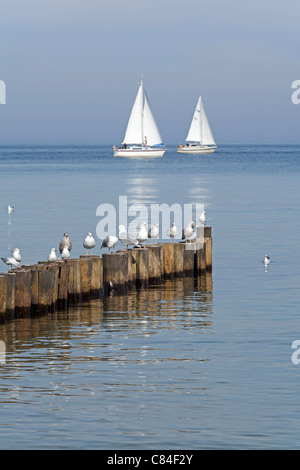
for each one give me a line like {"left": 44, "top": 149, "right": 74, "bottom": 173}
{"left": 0, "top": 144, "right": 300, "bottom": 449}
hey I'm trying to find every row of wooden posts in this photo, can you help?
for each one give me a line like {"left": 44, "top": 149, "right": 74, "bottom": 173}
{"left": 0, "top": 227, "right": 212, "bottom": 316}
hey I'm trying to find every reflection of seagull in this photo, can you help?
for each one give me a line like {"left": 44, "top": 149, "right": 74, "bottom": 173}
{"left": 59, "top": 233, "right": 72, "bottom": 254}
{"left": 12, "top": 248, "right": 21, "bottom": 263}
{"left": 8, "top": 205, "right": 14, "bottom": 214}
{"left": 137, "top": 222, "right": 148, "bottom": 247}
{"left": 61, "top": 246, "right": 70, "bottom": 262}
{"left": 168, "top": 222, "right": 178, "bottom": 240}
{"left": 199, "top": 210, "right": 206, "bottom": 225}
{"left": 101, "top": 235, "right": 118, "bottom": 253}
{"left": 182, "top": 221, "right": 195, "bottom": 240}
{"left": 1, "top": 256, "right": 19, "bottom": 270}
{"left": 83, "top": 232, "right": 96, "bottom": 254}
{"left": 148, "top": 223, "right": 159, "bottom": 240}
{"left": 48, "top": 248, "right": 57, "bottom": 262}
{"left": 118, "top": 225, "right": 139, "bottom": 249}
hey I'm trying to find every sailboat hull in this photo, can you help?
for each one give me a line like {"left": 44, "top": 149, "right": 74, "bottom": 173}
{"left": 114, "top": 147, "right": 166, "bottom": 158}
{"left": 177, "top": 145, "right": 217, "bottom": 154}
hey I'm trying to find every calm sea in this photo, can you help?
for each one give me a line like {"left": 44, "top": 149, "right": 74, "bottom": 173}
{"left": 0, "top": 144, "right": 300, "bottom": 449}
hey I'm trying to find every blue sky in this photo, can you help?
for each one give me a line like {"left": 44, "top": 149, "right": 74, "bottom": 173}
{"left": 0, "top": 0, "right": 299, "bottom": 144}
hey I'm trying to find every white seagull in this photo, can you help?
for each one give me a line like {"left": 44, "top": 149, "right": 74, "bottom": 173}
{"left": 199, "top": 210, "right": 206, "bottom": 225}
{"left": 61, "top": 245, "right": 70, "bottom": 262}
{"left": 83, "top": 232, "right": 96, "bottom": 254}
{"left": 12, "top": 248, "right": 21, "bottom": 263}
{"left": 148, "top": 223, "right": 159, "bottom": 240}
{"left": 118, "top": 225, "right": 139, "bottom": 249}
{"left": 48, "top": 248, "right": 57, "bottom": 262}
{"left": 101, "top": 235, "right": 118, "bottom": 253}
{"left": 1, "top": 256, "right": 19, "bottom": 270}
{"left": 182, "top": 221, "right": 195, "bottom": 240}
{"left": 137, "top": 222, "right": 148, "bottom": 247}
{"left": 167, "top": 222, "right": 178, "bottom": 241}
{"left": 8, "top": 205, "right": 14, "bottom": 214}
{"left": 264, "top": 255, "right": 271, "bottom": 266}
{"left": 59, "top": 233, "right": 72, "bottom": 254}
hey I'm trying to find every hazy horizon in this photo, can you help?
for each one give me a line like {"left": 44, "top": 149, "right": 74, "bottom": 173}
{"left": 1, "top": 0, "right": 300, "bottom": 145}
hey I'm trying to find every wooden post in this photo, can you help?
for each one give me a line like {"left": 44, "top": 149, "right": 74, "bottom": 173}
{"left": 127, "top": 250, "right": 137, "bottom": 290}
{"left": 80, "top": 255, "right": 93, "bottom": 301}
{"left": 7, "top": 272, "right": 16, "bottom": 313}
{"left": 174, "top": 243, "right": 184, "bottom": 278}
{"left": 56, "top": 261, "right": 69, "bottom": 305}
{"left": 147, "top": 245, "right": 163, "bottom": 284}
{"left": 67, "top": 259, "right": 82, "bottom": 302}
{"left": 183, "top": 241, "right": 196, "bottom": 276}
{"left": 197, "top": 226, "right": 212, "bottom": 271}
{"left": 14, "top": 268, "right": 32, "bottom": 314}
{"left": 134, "top": 248, "right": 149, "bottom": 288}
{"left": 90, "top": 255, "right": 103, "bottom": 298}
{"left": 103, "top": 252, "right": 128, "bottom": 293}
{"left": 0, "top": 275, "right": 8, "bottom": 314}
{"left": 162, "top": 243, "right": 174, "bottom": 279}
{"left": 196, "top": 241, "right": 206, "bottom": 276}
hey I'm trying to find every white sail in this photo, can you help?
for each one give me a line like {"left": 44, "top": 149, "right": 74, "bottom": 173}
{"left": 123, "top": 82, "right": 143, "bottom": 145}
{"left": 186, "top": 96, "right": 202, "bottom": 143}
{"left": 186, "top": 96, "right": 216, "bottom": 146}
{"left": 200, "top": 99, "right": 216, "bottom": 146}
{"left": 143, "top": 91, "right": 163, "bottom": 146}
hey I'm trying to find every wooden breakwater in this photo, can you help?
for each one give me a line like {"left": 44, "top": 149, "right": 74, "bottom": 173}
{"left": 0, "top": 226, "right": 212, "bottom": 317}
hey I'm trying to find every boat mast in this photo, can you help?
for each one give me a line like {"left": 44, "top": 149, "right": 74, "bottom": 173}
{"left": 141, "top": 77, "right": 144, "bottom": 147}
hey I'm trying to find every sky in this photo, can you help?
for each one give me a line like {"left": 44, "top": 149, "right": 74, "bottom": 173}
{"left": 0, "top": 0, "right": 300, "bottom": 144}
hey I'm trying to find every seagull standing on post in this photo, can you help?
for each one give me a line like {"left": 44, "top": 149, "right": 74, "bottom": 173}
{"left": 137, "top": 222, "right": 148, "bottom": 248}
{"left": 101, "top": 235, "right": 118, "bottom": 253}
{"left": 83, "top": 232, "right": 96, "bottom": 255}
{"left": 59, "top": 233, "right": 72, "bottom": 254}
{"left": 182, "top": 221, "right": 195, "bottom": 240}
{"left": 168, "top": 222, "right": 178, "bottom": 241}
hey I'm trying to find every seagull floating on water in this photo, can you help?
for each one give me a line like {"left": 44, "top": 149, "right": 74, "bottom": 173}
{"left": 118, "top": 225, "right": 139, "bottom": 249}
{"left": 8, "top": 205, "right": 14, "bottom": 214}
{"left": 101, "top": 235, "right": 118, "bottom": 253}
{"left": 148, "top": 223, "right": 159, "bottom": 240}
{"left": 137, "top": 222, "right": 148, "bottom": 247}
{"left": 59, "top": 233, "right": 72, "bottom": 254}
{"left": 48, "top": 248, "right": 57, "bottom": 262}
{"left": 1, "top": 256, "right": 19, "bottom": 270}
{"left": 199, "top": 210, "right": 206, "bottom": 225}
{"left": 83, "top": 232, "right": 96, "bottom": 254}
{"left": 168, "top": 222, "right": 178, "bottom": 241}
{"left": 182, "top": 221, "right": 195, "bottom": 240}
{"left": 264, "top": 255, "right": 271, "bottom": 266}
{"left": 12, "top": 248, "right": 21, "bottom": 263}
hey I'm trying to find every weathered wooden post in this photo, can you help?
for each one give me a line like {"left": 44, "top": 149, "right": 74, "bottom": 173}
{"left": 14, "top": 268, "right": 32, "bottom": 314}
{"left": 183, "top": 241, "right": 196, "bottom": 277}
{"left": 80, "top": 255, "right": 93, "bottom": 301}
{"left": 197, "top": 225, "right": 212, "bottom": 272}
{"left": 196, "top": 241, "right": 206, "bottom": 276}
{"left": 90, "top": 255, "right": 103, "bottom": 298}
{"left": 162, "top": 243, "right": 175, "bottom": 279}
{"left": 173, "top": 243, "right": 184, "bottom": 278}
{"left": 147, "top": 245, "right": 163, "bottom": 284}
{"left": 67, "top": 259, "right": 81, "bottom": 302}
{"left": 0, "top": 275, "right": 8, "bottom": 314}
{"left": 103, "top": 252, "right": 128, "bottom": 293}
{"left": 127, "top": 250, "right": 137, "bottom": 290}
{"left": 7, "top": 272, "right": 16, "bottom": 313}
{"left": 56, "top": 260, "right": 69, "bottom": 306}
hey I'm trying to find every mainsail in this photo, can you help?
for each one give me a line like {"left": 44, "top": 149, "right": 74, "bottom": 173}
{"left": 122, "top": 80, "right": 163, "bottom": 146}
{"left": 186, "top": 96, "right": 216, "bottom": 146}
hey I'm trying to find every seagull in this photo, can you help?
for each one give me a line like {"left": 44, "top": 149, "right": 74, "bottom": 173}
{"left": 199, "top": 210, "right": 206, "bottom": 225}
{"left": 101, "top": 235, "right": 118, "bottom": 253}
{"left": 182, "top": 221, "right": 195, "bottom": 240}
{"left": 48, "top": 248, "right": 57, "bottom": 262}
{"left": 61, "top": 245, "right": 70, "bottom": 262}
{"left": 59, "top": 233, "right": 72, "bottom": 254}
{"left": 12, "top": 248, "right": 21, "bottom": 263}
{"left": 264, "top": 255, "right": 271, "bottom": 266}
{"left": 1, "top": 256, "right": 19, "bottom": 270}
{"left": 137, "top": 222, "right": 148, "bottom": 247}
{"left": 167, "top": 222, "right": 178, "bottom": 241}
{"left": 148, "top": 223, "right": 159, "bottom": 240}
{"left": 83, "top": 232, "right": 96, "bottom": 254}
{"left": 118, "top": 225, "right": 140, "bottom": 249}
{"left": 8, "top": 205, "right": 14, "bottom": 214}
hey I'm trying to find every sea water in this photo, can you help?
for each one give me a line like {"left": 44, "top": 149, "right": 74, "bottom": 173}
{"left": 0, "top": 144, "right": 299, "bottom": 449}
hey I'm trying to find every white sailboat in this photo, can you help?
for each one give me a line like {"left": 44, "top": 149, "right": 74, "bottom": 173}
{"left": 113, "top": 79, "right": 166, "bottom": 158}
{"left": 177, "top": 96, "right": 217, "bottom": 154}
